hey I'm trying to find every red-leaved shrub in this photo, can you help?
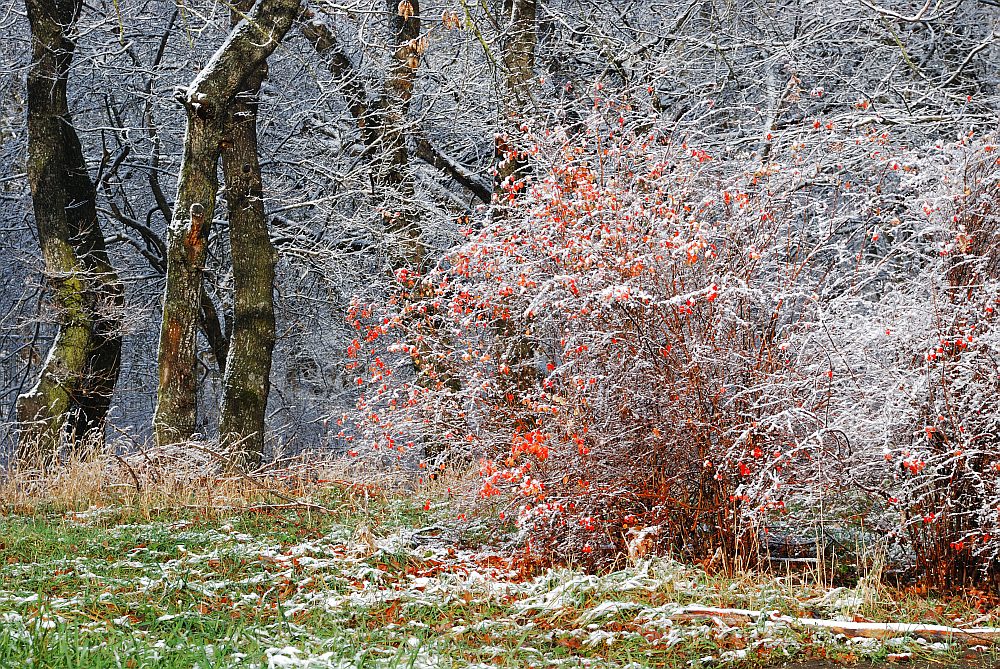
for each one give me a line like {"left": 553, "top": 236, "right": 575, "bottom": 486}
{"left": 348, "top": 102, "right": 1000, "bottom": 586}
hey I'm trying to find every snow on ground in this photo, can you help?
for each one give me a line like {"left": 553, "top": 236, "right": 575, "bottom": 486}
{"left": 0, "top": 506, "right": 986, "bottom": 668}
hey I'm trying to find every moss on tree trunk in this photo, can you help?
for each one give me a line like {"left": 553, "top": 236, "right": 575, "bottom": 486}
{"left": 219, "top": 27, "right": 277, "bottom": 466}
{"left": 17, "top": 0, "right": 124, "bottom": 466}
{"left": 153, "top": 0, "right": 302, "bottom": 448}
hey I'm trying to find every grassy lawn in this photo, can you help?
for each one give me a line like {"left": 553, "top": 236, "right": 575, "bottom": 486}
{"left": 0, "top": 482, "right": 996, "bottom": 668}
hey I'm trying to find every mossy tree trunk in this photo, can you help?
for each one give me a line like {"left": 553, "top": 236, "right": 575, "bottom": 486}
{"left": 17, "top": 0, "right": 124, "bottom": 466}
{"left": 218, "top": 3, "right": 277, "bottom": 466}
{"left": 153, "top": 0, "right": 302, "bottom": 447}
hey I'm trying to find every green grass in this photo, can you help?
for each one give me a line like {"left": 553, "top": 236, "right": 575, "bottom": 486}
{"left": 0, "top": 487, "right": 995, "bottom": 669}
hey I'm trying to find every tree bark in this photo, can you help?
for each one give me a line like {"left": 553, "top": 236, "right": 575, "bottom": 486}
{"left": 500, "top": 0, "right": 537, "bottom": 111}
{"left": 302, "top": 3, "right": 465, "bottom": 460}
{"left": 493, "top": 0, "right": 538, "bottom": 413}
{"left": 17, "top": 0, "right": 124, "bottom": 465}
{"left": 494, "top": 0, "right": 537, "bottom": 192}
{"left": 218, "top": 5, "right": 277, "bottom": 466}
{"left": 303, "top": 1, "right": 424, "bottom": 267}
{"left": 64, "top": 104, "right": 124, "bottom": 443}
{"left": 153, "top": 0, "right": 302, "bottom": 447}
{"left": 377, "top": 0, "right": 423, "bottom": 270}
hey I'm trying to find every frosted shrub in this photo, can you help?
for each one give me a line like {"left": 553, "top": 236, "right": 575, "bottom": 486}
{"left": 352, "top": 99, "right": 1000, "bottom": 586}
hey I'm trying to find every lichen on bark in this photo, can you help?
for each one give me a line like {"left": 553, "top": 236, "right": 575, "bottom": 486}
{"left": 17, "top": 0, "right": 124, "bottom": 466}
{"left": 153, "top": 0, "right": 302, "bottom": 448}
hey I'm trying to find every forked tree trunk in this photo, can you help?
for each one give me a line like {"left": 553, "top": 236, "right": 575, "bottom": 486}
{"left": 218, "top": 5, "right": 277, "bottom": 466}
{"left": 153, "top": 0, "right": 301, "bottom": 447}
{"left": 17, "top": 0, "right": 124, "bottom": 465}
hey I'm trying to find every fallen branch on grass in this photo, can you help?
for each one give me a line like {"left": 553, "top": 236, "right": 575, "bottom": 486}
{"left": 181, "top": 502, "right": 341, "bottom": 515}
{"left": 673, "top": 606, "right": 1000, "bottom": 643}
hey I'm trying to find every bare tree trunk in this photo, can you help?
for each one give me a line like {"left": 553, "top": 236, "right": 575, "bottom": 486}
{"left": 377, "top": 0, "right": 423, "bottom": 269}
{"left": 17, "top": 0, "right": 124, "bottom": 465}
{"left": 494, "top": 0, "right": 536, "bottom": 192}
{"left": 302, "top": 1, "right": 429, "bottom": 267}
{"left": 200, "top": 291, "right": 230, "bottom": 374}
{"left": 302, "top": 3, "right": 465, "bottom": 459}
{"left": 218, "top": 6, "right": 277, "bottom": 465}
{"left": 153, "top": 0, "right": 302, "bottom": 447}
{"left": 381, "top": 0, "right": 468, "bottom": 455}
{"left": 501, "top": 0, "right": 536, "bottom": 104}
{"left": 494, "top": 0, "right": 538, "bottom": 409}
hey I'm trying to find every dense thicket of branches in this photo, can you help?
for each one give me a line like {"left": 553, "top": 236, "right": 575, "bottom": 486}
{"left": 0, "top": 0, "right": 998, "bottom": 587}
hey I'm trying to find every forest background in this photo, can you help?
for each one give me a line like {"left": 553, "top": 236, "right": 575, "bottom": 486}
{"left": 1, "top": 0, "right": 999, "bottom": 592}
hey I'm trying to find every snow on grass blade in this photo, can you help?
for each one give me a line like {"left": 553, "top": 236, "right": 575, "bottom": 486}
{"left": 1, "top": 498, "right": 997, "bottom": 668}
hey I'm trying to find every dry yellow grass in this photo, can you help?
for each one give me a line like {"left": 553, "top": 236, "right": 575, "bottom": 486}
{"left": 0, "top": 440, "right": 398, "bottom": 517}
